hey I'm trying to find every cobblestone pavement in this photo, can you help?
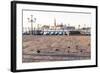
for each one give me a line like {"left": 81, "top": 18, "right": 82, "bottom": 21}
{"left": 22, "top": 35, "right": 91, "bottom": 62}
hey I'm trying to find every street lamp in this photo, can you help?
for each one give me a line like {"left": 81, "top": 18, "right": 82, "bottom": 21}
{"left": 78, "top": 25, "right": 80, "bottom": 30}
{"left": 27, "top": 15, "right": 36, "bottom": 35}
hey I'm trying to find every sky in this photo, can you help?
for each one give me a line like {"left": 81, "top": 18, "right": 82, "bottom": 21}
{"left": 23, "top": 10, "right": 92, "bottom": 30}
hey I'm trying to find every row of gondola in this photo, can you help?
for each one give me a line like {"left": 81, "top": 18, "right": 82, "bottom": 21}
{"left": 23, "top": 30, "right": 90, "bottom": 36}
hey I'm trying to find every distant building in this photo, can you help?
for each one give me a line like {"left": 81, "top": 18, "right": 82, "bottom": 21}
{"left": 55, "top": 24, "right": 64, "bottom": 30}
{"left": 66, "top": 26, "right": 75, "bottom": 31}
{"left": 42, "top": 25, "right": 50, "bottom": 30}
{"left": 49, "top": 18, "right": 65, "bottom": 30}
{"left": 47, "top": 18, "right": 76, "bottom": 31}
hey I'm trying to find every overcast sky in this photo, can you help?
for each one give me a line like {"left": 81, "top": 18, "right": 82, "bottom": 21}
{"left": 23, "top": 10, "right": 92, "bottom": 29}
